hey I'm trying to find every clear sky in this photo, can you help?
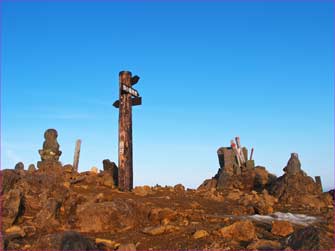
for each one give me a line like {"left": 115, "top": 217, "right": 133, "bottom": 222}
{"left": 1, "top": 1, "right": 334, "bottom": 190}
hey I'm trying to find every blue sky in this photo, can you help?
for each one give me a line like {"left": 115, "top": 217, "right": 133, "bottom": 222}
{"left": 1, "top": 1, "right": 334, "bottom": 190}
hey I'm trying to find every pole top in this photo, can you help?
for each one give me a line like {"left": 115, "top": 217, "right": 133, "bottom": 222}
{"left": 119, "top": 70, "right": 132, "bottom": 77}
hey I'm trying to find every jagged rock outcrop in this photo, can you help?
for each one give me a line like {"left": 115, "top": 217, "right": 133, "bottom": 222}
{"left": 269, "top": 153, "right": 330, "bottom": 209}
{"left": 198, "top": 146, "right": 276, "bottom": 193}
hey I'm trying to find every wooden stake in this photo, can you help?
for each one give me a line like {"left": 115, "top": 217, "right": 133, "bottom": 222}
{"left": 73, "top": 139, "right": 81, "bottom": 172}
{"left": 250, "top": 148, "right": 254, "bottom": 160}
{"left": 235, "top": 136, "right": 245, "bottom": 164}
{"left": 231, "top": 140, "right": 241, "bottom": 167}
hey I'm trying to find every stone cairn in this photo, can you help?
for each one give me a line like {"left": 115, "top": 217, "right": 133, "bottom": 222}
{"left": 37, "top": 128, "right": 62, "bottom": 171}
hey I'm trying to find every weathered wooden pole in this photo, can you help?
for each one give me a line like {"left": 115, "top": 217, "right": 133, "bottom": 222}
{"left": 73, "top": 139, "right": 81, "bottom": 172}
{"left": 113, "top": 71, "right": 141, "bottom": 191}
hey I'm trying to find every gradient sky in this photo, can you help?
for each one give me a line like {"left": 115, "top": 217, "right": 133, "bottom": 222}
{"left": 1, "top": 1, "right": 334, "bottom": 190}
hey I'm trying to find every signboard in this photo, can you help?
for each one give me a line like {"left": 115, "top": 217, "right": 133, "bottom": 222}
{"left": 121, "top": 84, "right": 139, "bottom": 97}
{"left": 113, "top": 97, "right": 142, "bottom": 108}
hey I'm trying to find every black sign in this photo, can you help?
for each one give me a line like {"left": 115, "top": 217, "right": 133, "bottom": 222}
{"left": 113, "top": 97, "right": 142, "bottom": 108}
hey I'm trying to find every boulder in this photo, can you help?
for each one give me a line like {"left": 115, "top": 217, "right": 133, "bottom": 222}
{"left": 102, "top": 159, "right": 118, "bottom": 186}
{"left": 142, "top": 225, "right": 179, "bottom": 236}
{"left": 192, "top": 230, "right": 209, "bottom": 239}
{"left": 34, "top": 198, "right": 62, "bottom": 230}
{"left": 28, "top": 164, "right": 36, "bottom": 172}
{"left": 31, "top": 232, "right": 96, "bottom": 250}
{"left": 148, "top": 207, "right": 177, "bottom": 225}
{"left": 269, "top": 154, "right": 323, "bottom": 207}
{"left": 218, "top": 220, "right": 257, "bottom": 242}
{"left": 133, "top": 186, "right": 152, "bottom": 196}
{"left": 2, "top": 189, "right": 24, "bottom": 228}
{"left": 95, "top": 238, "right": 120, "bottom": 249}
{"left": 14, "top": 162, "right": 24, "bottom": 171}
{"left": 142, "top": 225, "right": 166, "bottom": 235}
{"left": 271, "top": 221, "right": 294, "bottom": 237}
{"left": 288, "top": 226, "right": 319, "bottom": 250}
{"left": 197, "top": 178, "right": 217, "bottom": 191}
{"left": 247, "top": 239, "right": 282, "bottom": 250}
{"left": 283, "top": 153, "right": 301, "bottom": 175}
{"left": 174, "top": 184, "right": 185, "bottom": 192}
{"left": 90, "top": 167, "right": 99, "bottom": 174}
{"left": 117, "top": 243, "right": 136, "bottom": 251}
{"left": 75, "top": 198, "right": 147, "bottom": 232}
{"left": 1, "top": 170, "right": 21, "bottom": 194}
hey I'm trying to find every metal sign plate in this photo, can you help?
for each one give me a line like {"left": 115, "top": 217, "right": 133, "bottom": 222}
{"left": 121, "top": 84, "right": 139, "bottom": 97}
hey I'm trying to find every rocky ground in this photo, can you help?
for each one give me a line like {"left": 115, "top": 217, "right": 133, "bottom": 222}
{"left": 1, "top": 155, "right": 334, "bottom": 250}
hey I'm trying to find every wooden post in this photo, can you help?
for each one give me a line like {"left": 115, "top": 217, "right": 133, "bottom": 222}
{"left": 230, "top": 140, "right": 241, "bottom": 167}
{"left": 73, "top": 139, "right": 81, "bottom": 172}
{"left": 315, "top": 176, "right": 323, "bottom": 193}
{"left": 250, "top": 148, "right": 254, "bottom": 160}
{"left": 114, "top": 71, "right": 141, "bottom": 191}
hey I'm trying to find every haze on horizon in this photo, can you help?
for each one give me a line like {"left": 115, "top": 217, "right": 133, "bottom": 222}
{"left": 1, "top": 1, "right": 334, "bottom": 190}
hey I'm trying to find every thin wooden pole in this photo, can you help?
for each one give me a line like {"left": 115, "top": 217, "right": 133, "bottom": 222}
{"left": 249, "top": 148, "right": 254, "bottom": 160}
{"left": 118, "top": 71, "right": 133, "bottom": 191}
{"left": 73, "top": 139, "right": 81, "bottom": 172}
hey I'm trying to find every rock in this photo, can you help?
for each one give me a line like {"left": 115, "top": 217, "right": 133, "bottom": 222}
{"left": 133, "top": 185, "right": 152, "bottom": 196}
{"left": 247, "top": 239, "right": 282, "bottom": 250}
{"left": 174, "top": 184, "right": 185, "bottom": 192}
{"left": 90, "top": 167, "right": 99, "bottom": 174}
{"left": 14, "top": 162, "right": 24, "bottom": 171}
{"left": 283, "top": 153, "right": 301, "bottom": 175}
{"left": 271, "top": 221, "right": 294, "bottom": 237}
{"left": 192, "top": 230, "right": 209, "bottom": 239}
{"left": 327, "top": 189, "right": 334, "bottom": 201}
{"left": 117, "top": 243, "right": 136, "bottom": 251}
{"left": 142, "top": 225, "right": 166, "bottom": 235}
{"left": 60, "top": 232, "right": 96, "bottom": 250}
{"left": 31, "top": 232, "right": 96, "bottom": 250}
{"left": 22, "top": 225, "right": 36, "bottom": 237}
{"left": 218, "top": 220, "right": 257, "bottom": 242}
{"left": 75, "top": 198, "right": 147, "bottom": 232}
{"left": 217, "top": 147, "right": 237, "bottom": 176}
{"left": 102, "top": 174, "right": 116, "bottom": 188}
{"left": 226, "top": 189, "right": 243, "bottom": 200}
{"left": 5, "top": 226, "right": 25, "bottom": 237}
{"left": 1, "top": 170, "right": 20, "bottom": 194}
{"left": 103, "top": 159, "right": 118, "bottom": 186}
{"left": 142, "top": 225, "right": 179, "bottom": 236}
{"left": 63, "top": 164, "right": 73, "bottom": 173}
{"left": 28, "top": 164, "right": 36, "bottom": 172}
{"left": 288, "top": 226, "right": 319, "bottom": 250}
{"left": 2, "top": 189, "right": 24, "bottom": 228}
{"left": 197, "top": 178, "right": 217, "bottom": 191}
{"left": 269, "top": 154, "right": 323, "bottom": 207}
{"left": 148, "top": 207, "right": 177, "bottom": 224}
{"left": 254, "top": 166, "right": 271, "bottom": 187}
{"left": 95, "top": 238, "right": 120, "bottom": 249}
{"left": 34, "top": 198, "right": 62, "bottom": 229}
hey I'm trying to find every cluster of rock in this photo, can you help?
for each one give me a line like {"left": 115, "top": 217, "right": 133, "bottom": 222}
{"left": 1, "top": 131, "right": 334, "bottom": 250}
{"left": 199, "top": 142, "right": 332, "bottom": 212}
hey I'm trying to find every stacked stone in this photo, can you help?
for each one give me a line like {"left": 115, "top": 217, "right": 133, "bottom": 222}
{"left": 37, "top": 129, "right": 63, "bottom": 172}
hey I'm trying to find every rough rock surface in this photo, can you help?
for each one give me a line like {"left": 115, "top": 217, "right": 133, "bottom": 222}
{"left": 271, "top": 220, "right": 294, "bottom": 237}
{"left": 269, "top": 154, "right": 327, "bottom": 209}
{"left": 1, "top": 154, "right": 333, "bottom": 250}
